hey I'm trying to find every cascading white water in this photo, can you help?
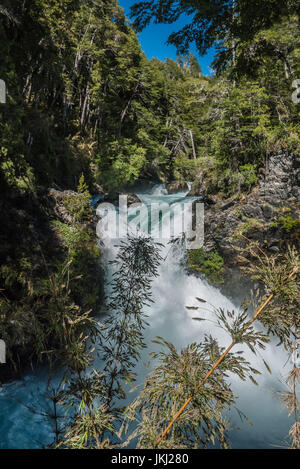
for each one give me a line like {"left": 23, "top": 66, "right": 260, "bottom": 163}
{"left": 0, "top": 184, "right": 293, "bottom": 449}
{"left": 100, "top": 184, "right": 292, "bottom": 448}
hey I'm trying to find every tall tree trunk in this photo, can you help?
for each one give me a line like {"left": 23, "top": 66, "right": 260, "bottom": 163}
{"left": 189, "top": 130, "right": 196, "bottom": 159}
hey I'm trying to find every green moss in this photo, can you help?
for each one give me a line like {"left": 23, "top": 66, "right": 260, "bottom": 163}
{"left": 238, "top": 164, "right": 259, "bottom": 187}
{"left": 187, "top": 248, "right": 225, "bottom": 285}
{"left": 234, "top": 209, "right": 244, "bottom": 219}
{"left": 272, "top": 214, "right": 300, "bottom": 232}
{"left": 235, "top": 218, "right": 263, "bottom": 236}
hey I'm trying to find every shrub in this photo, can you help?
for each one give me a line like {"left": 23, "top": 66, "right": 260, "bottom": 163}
{"left": 187, "top": 248, "right": 224, "bottom": 284}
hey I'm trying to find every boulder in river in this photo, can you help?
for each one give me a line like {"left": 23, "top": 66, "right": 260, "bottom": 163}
{"left": 165, "top": 181, "right": 189, "bottom": 194}
{"left": 103, "top": 192, "right": 142, "bottom": 206}
{"left": 187, "top": 181, "right": 202, "bottom": 197}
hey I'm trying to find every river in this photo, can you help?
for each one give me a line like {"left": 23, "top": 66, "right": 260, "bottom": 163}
{"left": 0, "top": 184, "right": 292, "bottom": 449}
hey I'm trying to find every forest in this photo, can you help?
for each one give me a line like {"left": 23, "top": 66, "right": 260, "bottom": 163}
{"left": 0, "top": 0, "right": 299, "bottom": 450}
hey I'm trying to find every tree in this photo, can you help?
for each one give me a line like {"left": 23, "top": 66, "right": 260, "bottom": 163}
{"left": 130, "top": 1, "right": 296, "bottom": 69}
{"left": 57, "top": 237, "right": 162, "bottom": 448}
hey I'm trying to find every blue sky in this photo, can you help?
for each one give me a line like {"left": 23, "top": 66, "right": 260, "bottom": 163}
{"left": 118, "top": 0, "right": 216, "bottom": 76}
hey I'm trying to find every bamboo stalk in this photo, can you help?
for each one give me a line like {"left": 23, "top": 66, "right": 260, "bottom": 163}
{"left": 155, "top": 266, "right": 299, "bottom": 447}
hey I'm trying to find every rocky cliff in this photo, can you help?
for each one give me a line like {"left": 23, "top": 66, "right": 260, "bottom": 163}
{"left": 200, "top": 152, "right": 300, "bottom": 266}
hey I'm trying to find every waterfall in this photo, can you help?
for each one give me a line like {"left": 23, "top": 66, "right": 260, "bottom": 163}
{"left": 0, "top": 184, "right": 292, "bottom": 449}
{"left": 100, "top": 184, "right": 291, "bottom": 448}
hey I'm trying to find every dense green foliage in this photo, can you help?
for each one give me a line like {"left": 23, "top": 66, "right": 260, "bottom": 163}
{"left": 130, "top": 1, "right": 297, "bottom": 67}
{"left": 187, "top": 248, "right": 225, "bottom": 285}
{"left": 0, "top": 0, "right": 209, "bottom": 193}
{"left": 2, "top": 1, "right": 300, "bottom": 196}
{"left": 131, "top": 3, "right": 300, "bottom": 195}
{"left": 0, "top": 0, "right": 205, "bottom": 375}
{"left": 0, "top": 176, "right": 101, "bottom": 374}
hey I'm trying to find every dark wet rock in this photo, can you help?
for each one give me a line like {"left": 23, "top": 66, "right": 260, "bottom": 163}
{"left": 269, "top": 245, "right": 280, "bottom": 253}
{"left": 292, "top": 187, "right": 300, "bottom": 198}
{"left": 295, "top": 169, "right": 300, "bottom": 184}
{"left": 203, "top": 195, "right": 217, "bottom": 206}
{"left": 103, "top": 192, "right": 142, "bottom": 206}
{"left": 166, "top": 181, "right": 189, "bottom": 193}
{"left": 220, "top": 200, "right": 235, "bottom": 211}
{"left": 49, "top": 188, "right": 84, "bottom": 224}
{"left": 294, "top": 156, "right": 300, "bottom": 169}
{"left": 261, "top": 203, "right": 274, "bottom": 220}
{"left": 187, "top": 181, "right": 202, "bottom": 197}
{"left": 242, "top": 203, "right": 263, "bottom": 219}
{"left": 126, "top": 193, "right": 142, "bottom": 206}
